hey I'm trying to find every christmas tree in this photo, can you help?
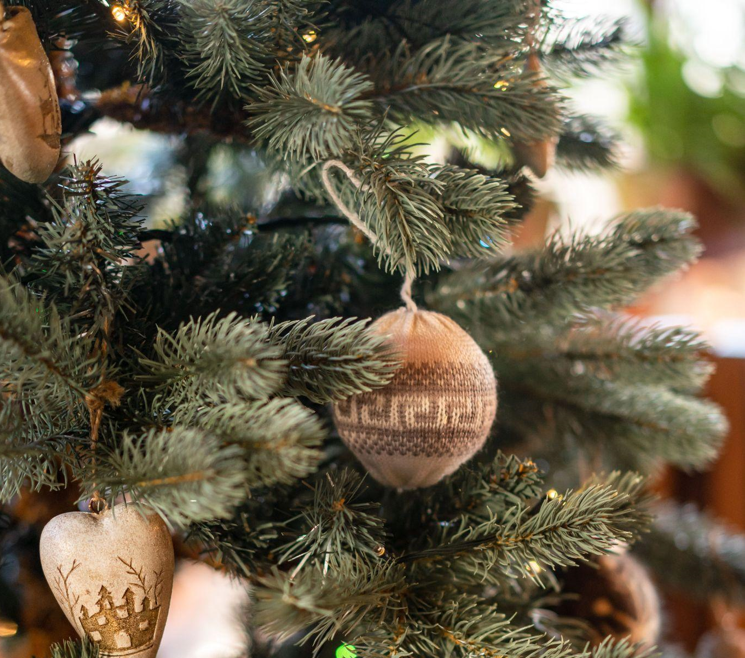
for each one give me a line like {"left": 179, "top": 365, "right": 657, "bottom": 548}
{"left": 0, "top": 2, "right": 741, "bottom": 658}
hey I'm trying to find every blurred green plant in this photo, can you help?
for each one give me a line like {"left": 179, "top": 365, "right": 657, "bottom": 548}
{"left": 628, "top": 2, "right": 745, "bottom": 203}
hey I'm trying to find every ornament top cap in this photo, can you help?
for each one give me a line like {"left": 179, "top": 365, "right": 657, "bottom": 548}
{"left": 373, "top": 308, "right": 489, "bottom": 367}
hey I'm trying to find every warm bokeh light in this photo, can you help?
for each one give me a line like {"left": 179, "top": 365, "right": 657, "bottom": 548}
{"left": 111, "top": 4, "right": 127, "bottom": 22}
{"left": 0, "top": 620, "right": 18, "bottom": 638}
{"left": 527, "top": 560, "right": 543, "bottom": 575}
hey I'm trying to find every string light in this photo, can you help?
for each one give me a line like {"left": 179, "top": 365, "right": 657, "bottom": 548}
{"left": 336, "top": 643, "right": 357, "bottom": 658}
{"left": 526, "top": 560, "right": 543, "bottom": 575}
{"left": 0, "top": 620, "right": 18, "bottom": 638}
{"left": 546, "top": 488, "right": 559, "bottom": 500}
{"left": 111, "top": 4, "right": 128, "bottom": 22}
{"left": 302, "top": 30, "right": 317, "bottom": 43}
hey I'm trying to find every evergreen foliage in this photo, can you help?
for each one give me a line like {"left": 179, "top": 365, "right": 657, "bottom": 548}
{"left": 46, "top": 638, "right": 100, "bottom": 658}
{"left": 636, "top": 502, "right": 745, "bottom": 606}
{"left": 0, "top": 1, "right": 739, "bottom": 657}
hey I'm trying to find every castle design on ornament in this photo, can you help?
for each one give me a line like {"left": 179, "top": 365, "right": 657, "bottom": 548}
{"left": 79, "top": 585, "right": 160, "bottom": 655}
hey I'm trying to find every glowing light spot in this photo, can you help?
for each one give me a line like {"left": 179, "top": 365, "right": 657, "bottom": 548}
{"left": 526, "top": 560, "right": 542, "bottom": 574}
{"left": 303, "top": 30, "right": 318, "bottom": 43}
{"left": 546, "top": 489, "right": 558, "bottom": 500}
{"left": 493, "top": 80, "right": 509, "bottom": 90}
{"left": 336, "top": 644, "right": 357, "bottom": 658}
{"left": 500, "top": 127, "right": 511, "bottom": 137}
{"left": 112, "top": 4, "right": 128, "bottom": 22}
{"left": 0, "top": 620, "right": 18, "bottom": 638}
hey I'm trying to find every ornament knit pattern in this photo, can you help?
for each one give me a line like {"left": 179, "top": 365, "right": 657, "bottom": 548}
{"left": 333, "top": 308, "right": 497, "bottom": 489}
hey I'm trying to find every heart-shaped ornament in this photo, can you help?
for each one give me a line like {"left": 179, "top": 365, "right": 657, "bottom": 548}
{"left": 40, "top": 504, "right": 174, "bottom": 658}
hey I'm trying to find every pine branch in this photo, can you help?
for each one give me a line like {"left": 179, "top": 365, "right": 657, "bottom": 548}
{"left": 114, "top": 0, "right": 180, "bottom": 85}
{"left": 325, "top": 0, "right": 531, "bottom": 57}
{"left": 402, "top": 475, "right": 650, "bottom": 574}
{"left": 0, "top": 276, "right": 94, "bottom": 456}
{"left": 46, "top": 637, "right": 100, "bottom": 658}
{"left": 248, "top": 54, "right": 375, "bottom": 160}
{"left": 5, "top": 0, "right": 113, "bottom": 46}
{"left": 365, "top": 37, "right": 564, "bottom": 142}
{"left": 430, "top": 208, "right": 701, "bottom": 327}
{"left": 500, "top": 371, "right": 727, "bottom": 471}
{"left": 83, "top": 426, "right": 248, "bottom": 525}
{"left": 30, "top": 159, "right": 145, "bottom": 346}
{"left": 354, "top": 604, "right": 572, "bottom": 658}
{"left": 278, "top": 469, "right": 388, "bottom": 568}
{"left": 390, "top": 452, "right": 546, "bottom": 538}
{"left": 541, "top": 16, "right": 631, "bottom": 80}
{"left": 636, "top": 502, "right": 745, "bottom": 606}
{"left": 496, "top": 313, "right": 714, "bottom": 394}
{"left": 556, "top": 115, "right": 621, "bottom": 172}
{"left": 139, "top": 207, "right": 310, "bottom": 323}
{"left": 432, "top": 165, "right": 514, "bottom": 258}
{"left": 590, "top": 638, "right": 659, "bottom": 658}
{"left": 254, "top": 559, "right": 406, "bottom": 645}
{"left": 324, "top": 127, "right": 451, "bottom": 275}
{"left": 0, "top": 276, "right": 89, "bottom": 398}
{"left": 181, "top": 398, "right": 325, "bottom": 487}
{"left": 138, "top": 311, "right": 286, "bottom": 406}
{"left": 187, "top": 501, "right": 282, "bottom": 577}
{"left": 267, "top": 316, "right": 400, "bottom": 404}
{"left": 446, "top": 453, "right": 546, "bottom": 524}
{"left": 0, "top": 422, "right": 78, "bottom": 502}
{"left": 179, "top": 0, "right": 276, "bottom": 106}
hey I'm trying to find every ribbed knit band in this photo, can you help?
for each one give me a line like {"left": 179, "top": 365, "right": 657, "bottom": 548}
{"left": 333, "top": 308, "right": 498, "bottom": 489}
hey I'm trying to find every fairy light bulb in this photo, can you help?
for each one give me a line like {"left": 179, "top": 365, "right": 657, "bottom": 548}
{"left": 336, "top": 644, "right": 357, "bottom": 658}
{"left": 0, "top": 620, "right": 18, "bottom": 638}
{"left": 111, "top": 4, "right": 127, "bottom": 22}
{"left": 526, "top": 560, "right": 543, "bottom": 575}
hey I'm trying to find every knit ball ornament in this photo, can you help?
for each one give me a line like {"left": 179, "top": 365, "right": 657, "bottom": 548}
{"left": 332, "top": 308, "right": 497, "bottom": 489}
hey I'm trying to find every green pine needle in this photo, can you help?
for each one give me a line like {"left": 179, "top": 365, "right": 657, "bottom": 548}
{"left": 248, "top": 54, "right": 375, "bottom": 160}
{"left": 83, "top": 426, "right": 249, "bottom": 525}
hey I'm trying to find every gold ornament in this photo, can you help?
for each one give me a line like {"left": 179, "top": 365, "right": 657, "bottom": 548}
{"left": 40, "top": 504, "right": 174, "bottom": 658}
{"left": 557, "top": 553, "right": 661, "bottom": 647}
{"left": 511, "top": 53, "right": 557, "bottom": 178}
{"left": 0, "top": 3, "right": 61, "bottom": 183}
{"left": 333, "top": 308, "right": 498, "bottom": 490}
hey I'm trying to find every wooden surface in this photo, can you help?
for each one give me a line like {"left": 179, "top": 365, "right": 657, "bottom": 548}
{"left": 660, "top": 356, "right": 745, "bottom": 650}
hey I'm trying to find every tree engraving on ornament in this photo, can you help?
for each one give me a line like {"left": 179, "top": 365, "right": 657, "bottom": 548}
{"left": 52, "top": 560, "right": 82, "bottom": 631}
{"left": 52, "top": 556, "right": 164, "bottom": 656}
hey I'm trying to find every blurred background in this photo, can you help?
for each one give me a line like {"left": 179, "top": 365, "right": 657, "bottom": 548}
{"left": 1, "top": 0, "right": 744, "bottom": 656}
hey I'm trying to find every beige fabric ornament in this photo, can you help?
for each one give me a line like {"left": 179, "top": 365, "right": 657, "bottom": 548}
{"left": 557, "top": 553, "right": 661, "bottom": 647}
{"left": 333, "top": 308, "right": 498, "bottom": 489}
{"left": 0, "top": 2, "right": 61, "bottom": 183}
{"left": 40, "top": 504, "right": 174, "bottom": 658}
{"left": 511, "top": 53, "right": 557, "bottom": 178}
